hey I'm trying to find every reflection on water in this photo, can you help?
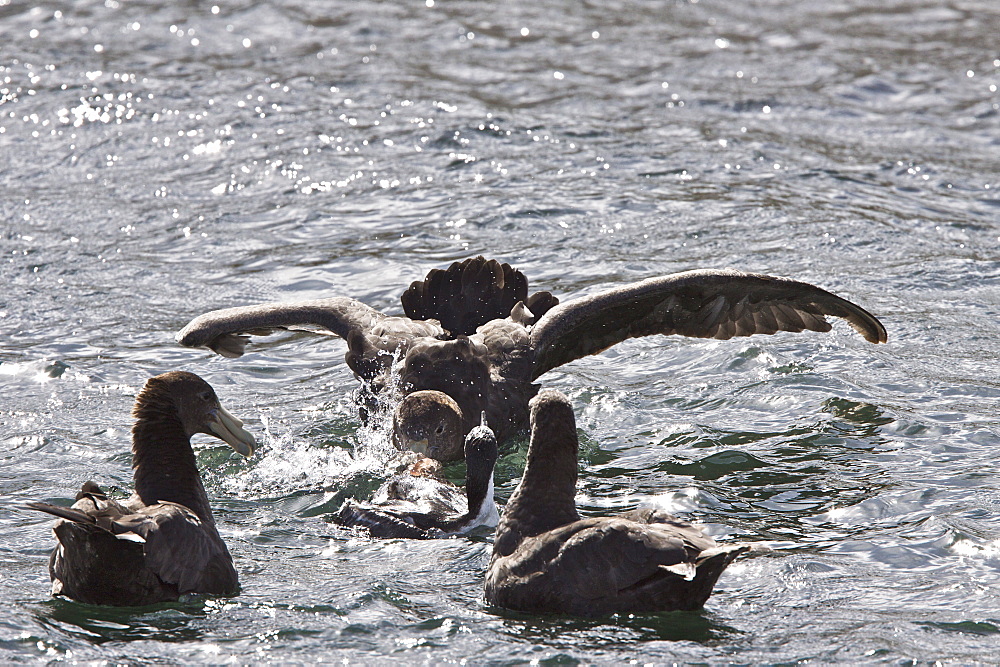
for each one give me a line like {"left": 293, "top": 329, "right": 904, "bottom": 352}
{"left": 2, "top": 0, "right": 999, "bottom": 663}
{"left": 495, "top": 607, "right": 740, "bottom": 647}
{"left": 32, "top": 598, "right": 210, "bottom": 646}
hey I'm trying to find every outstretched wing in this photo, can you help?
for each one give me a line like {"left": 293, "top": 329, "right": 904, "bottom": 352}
{"left": 529, "top": 269, "right": 886, "bottom": 380}
{"left": 175, "top": 298, "right": 388, "bottom": 358}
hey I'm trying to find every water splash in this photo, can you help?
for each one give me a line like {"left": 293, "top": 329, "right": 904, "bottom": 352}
{"left": 350, "top": 346, "right": 408, "bottom": 463}
{"left": 220, "top": 348, "right": 410, "bottom": 499}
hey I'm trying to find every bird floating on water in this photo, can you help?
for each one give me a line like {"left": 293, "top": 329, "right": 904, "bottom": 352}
{"left": 26, "top": 371, "right": 256, "bottom": 606}
{"left": 485, "top": 389, "right": 751, "bottom": 616}
{"left": 177, "top": 256, "right": 886, "bottom": 461}
{"left": 334, "top": 412, "right": 499, "bottom": 539}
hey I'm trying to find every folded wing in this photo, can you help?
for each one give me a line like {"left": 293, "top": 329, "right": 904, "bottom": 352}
{"left": 120, "top": 502, "right": 234, "bottom": 595}
{"left": 28, "top": 496, "right": 235, "bottom": 597}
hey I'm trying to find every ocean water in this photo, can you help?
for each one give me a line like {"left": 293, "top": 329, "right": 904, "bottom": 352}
{"left": 2, "top": 0, "right": 999, "bottom": 663}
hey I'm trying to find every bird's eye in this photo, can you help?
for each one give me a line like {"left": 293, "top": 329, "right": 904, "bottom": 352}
{"left": 199, "top": 391, "right": 213, "bottom": 401}
{"left": 435, "top": 425, "right": 445, "bottom": 435}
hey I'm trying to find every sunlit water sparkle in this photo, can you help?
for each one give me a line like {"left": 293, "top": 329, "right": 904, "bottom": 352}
{"left": 2, "top": 0, "right": 1000, "bottom": 663}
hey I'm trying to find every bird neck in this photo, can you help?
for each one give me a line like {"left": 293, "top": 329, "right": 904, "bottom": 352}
{"left": 131, "top": 407, "right": 214, "bottom": 525}
{"left": 494, "top": 410, "right": 580, "bottom": 555}
{"left": 463, "top": 468, "right": 498, "bottom": 526}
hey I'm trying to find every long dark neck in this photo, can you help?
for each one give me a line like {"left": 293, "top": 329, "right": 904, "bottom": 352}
{"left": 494, "top": 402, "right": 580, "bottom": 556}
{"left": 131, "top": 403, "right": 214, "bottom": 525}
{"left": 463, "top": 457, "right": 494, "bottom": 521}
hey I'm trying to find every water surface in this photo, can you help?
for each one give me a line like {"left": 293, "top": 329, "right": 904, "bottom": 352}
{"left": 2, "top": 0, "right": 999, "bottom": 663}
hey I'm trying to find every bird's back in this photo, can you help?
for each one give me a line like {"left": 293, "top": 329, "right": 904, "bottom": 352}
{"left": 335, "top": 472, "right": 469, "bottom": 539}
{"left": 50, "top": 518, "right": 178, "bottom": 606}
{"left": 486, "top": 514, "right": 747, "bottom": 616}
{"left": 35, "top": 491, "right": 238, "bottom": 606}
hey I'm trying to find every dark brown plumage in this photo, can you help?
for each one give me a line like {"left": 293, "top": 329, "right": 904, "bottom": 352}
{"left": 176, "top": 256, "right": 886, "bottom": 460}
{"left": 391, "top": 390, "right": 467, "bottom": 464}
{"left": 26, "top": 371, "right": 256, "bottom": 606}
{"left": 484, "top": 389, "right": 750, "bottom": 616}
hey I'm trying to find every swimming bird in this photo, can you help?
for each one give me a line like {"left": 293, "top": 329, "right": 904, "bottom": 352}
{"left": 26, "top": 371, "right": 256, "bottom": 606}
{"left": 334, "top": 413, "right": 499, "bottom": 539}
{"left": 485, "top": 389, "right": 749, "bottom": 616}
{"left": 176, "top": 256, "right": 887, "bottom": 460}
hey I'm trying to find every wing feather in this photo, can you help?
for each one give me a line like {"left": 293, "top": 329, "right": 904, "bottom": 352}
{"left": 530, "top": 269, "right": 886, "bottom": 379}
{"left": 175, "top": 298, "right": 388, "bottom": 358}
{"left": 29, "top": 493, "right": 237, "bottom": 598}
{"left": 121, "top": 504, "right": 230, "bottom": 594}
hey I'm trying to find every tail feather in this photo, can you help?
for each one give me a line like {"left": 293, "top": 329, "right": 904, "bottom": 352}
{"left": 525, "top": 291, "right": 559, "bottom": 322}
{"left": 696, "top": 542, "right": 753, "bottom": 564}
{"left": 402, "top": 257, "right": 545, "bottom": 336}
{"left": 655, "top": 543, "right": 750, "bottom": 584}
{"left": 650, "top": 542, "right": 752, "bottom": 612}
{"left": 25, "top": 501, "right": 97, "bottom": 526}
{"left": 75, "top": 480, "right": 108, "bottom": 502}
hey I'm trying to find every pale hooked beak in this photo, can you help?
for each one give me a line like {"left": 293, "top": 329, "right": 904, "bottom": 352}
{"left": 207, "top": 405, "right": 256, "bottom": 457}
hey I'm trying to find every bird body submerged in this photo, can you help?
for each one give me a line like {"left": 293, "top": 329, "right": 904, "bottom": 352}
{"left": 26, "top": 372, "right": 256, "bottom": 606}
{"left": 335, "top": 417, "right": 500, "bottom": 539}
{"left": 177, "top": 256, "right": 886, "bottom": 461}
